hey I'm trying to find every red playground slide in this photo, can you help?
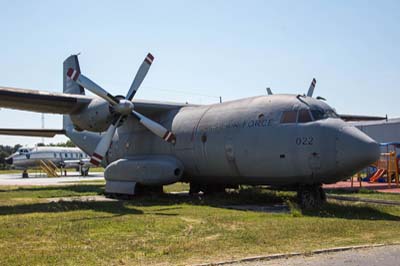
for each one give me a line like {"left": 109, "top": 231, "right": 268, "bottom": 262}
{"left": 369, "top": 168, "right": 386, "bottom": 183}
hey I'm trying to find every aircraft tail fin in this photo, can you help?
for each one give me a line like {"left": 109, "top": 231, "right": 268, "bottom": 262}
{"left": 63, "top": 54, "right": 84, "bottom": 131}
{"left": 63, "top": 54, "right": 85, "bottom": 95}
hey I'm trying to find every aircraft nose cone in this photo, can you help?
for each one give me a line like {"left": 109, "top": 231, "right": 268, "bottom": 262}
{"left": 336, "top": 126, "right": 380, "bottom": 175}
{"left": 5, "top": 157, "right": 13, "bottom": 165}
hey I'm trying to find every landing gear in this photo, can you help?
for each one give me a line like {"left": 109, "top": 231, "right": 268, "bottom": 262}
{"left": 22, "top": 170, "right": 29, "bottom": 178}
{"left": 189, "top": 183, "right": 201, "bottom": 194}
{"left": 80, "top": 168, "right": 89, "bottom": 176}
{"left": 297, "top": 184, "right": 326, "bottom": 209}
{"left": 134, "top": 184, "right": 164, "bottom": 196}
{"left": 189, "top": 183, "right": 226, "bottom": 195}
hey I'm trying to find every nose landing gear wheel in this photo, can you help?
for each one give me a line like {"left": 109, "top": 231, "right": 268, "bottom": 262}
{"left": 297, "top": 184, "right": 326, "bottom": 209}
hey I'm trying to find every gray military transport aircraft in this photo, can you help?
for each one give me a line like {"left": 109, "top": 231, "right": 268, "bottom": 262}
{"left": 0, "top": 53, "right": 383, "bottom": 208}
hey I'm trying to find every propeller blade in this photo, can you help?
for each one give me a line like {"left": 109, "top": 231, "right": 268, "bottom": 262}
{"left": 126, "top": 53, "right": 154, "bottom": 100}
{"left": 307, "top": 78, "right": 316, "bottom": 97}
{"left": 90, "top": 116, "right": 122, "bottom": 166}
{"left": 67, "top": 68, "right": 119, "bottom": 105}
{"left": 132, "top": 110, "right": 176, "bottom": 144}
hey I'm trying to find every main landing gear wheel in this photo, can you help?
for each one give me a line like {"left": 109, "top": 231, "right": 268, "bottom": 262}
{"left": 297, "top": 184, "right": 326, "bottom": 209}
{"left": 80, "top": 169, "right": 89, "bottom": 176}
{"left": 189, "top": 183, "right": 226, "bottom": 195}
{"left": 134, "top": 184, "right": 164, "bottom": 196}
{"left": 22, "top": 170, "right": 29, "bottom": 178}
{"left": 189, "top": 183, "right": 201, "bottom": 194}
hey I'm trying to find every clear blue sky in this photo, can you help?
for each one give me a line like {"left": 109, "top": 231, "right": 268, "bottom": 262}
{"left": 0, "top": 0, "right": 399, "bottom": 146}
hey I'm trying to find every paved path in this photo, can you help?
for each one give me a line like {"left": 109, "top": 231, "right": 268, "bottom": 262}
{"left": 224, "top": 245, "right": 400, "bottom": 266}
{"left": 0, "top": 172, "right": 104, "bottom": 186}
{"left": 324, "top": 181, "right": 400, "bottom": 193}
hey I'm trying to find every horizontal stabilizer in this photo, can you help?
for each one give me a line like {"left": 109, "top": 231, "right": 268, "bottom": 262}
{"left": 339, "top": 114, "right": 386, "bottom": 122}
{"left": 0, "top": 128, "right": 65, "bottom": 137}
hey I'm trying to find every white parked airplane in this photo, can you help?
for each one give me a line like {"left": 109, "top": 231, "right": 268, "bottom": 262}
{"left": 5, "top": 146, "right": 92, "bottom": 177}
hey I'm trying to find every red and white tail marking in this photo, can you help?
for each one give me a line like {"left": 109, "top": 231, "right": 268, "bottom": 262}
{"left": 90, "top": 152, "right": 103, "bottom": 166}
{"left": 145, "top": 53, "right": 154, "bottom": 65}
{"left": 67, "top": 68, "right": 79, "bottom": 81}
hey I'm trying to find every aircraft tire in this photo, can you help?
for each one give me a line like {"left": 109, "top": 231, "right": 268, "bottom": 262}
{"left": 81, "top": 169, "right": 89, "bottom": 176}
{"left": 22, "top": 171, "right": 29, "bottom": 178}
{"left": 319, "top": 186, "right": 327, "bottom": 201}
{"left": 135, "top": 184, "right": 164, "bottom": 196}
{"left": 201, "top": 184, "right": 226, "bottom": 195}
{"left": 189, "top": 183, "right": 201, "bottom": 194}
{"left": 297, "top": 184, "right": 324, "bottom": 209}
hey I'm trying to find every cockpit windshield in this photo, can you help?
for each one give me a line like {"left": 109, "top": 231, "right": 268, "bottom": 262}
{"left": 311, "top": 109, "right": 339, "bottom": 120}
{"left": 280, "top": 108, "right": 339, "bottom": 124}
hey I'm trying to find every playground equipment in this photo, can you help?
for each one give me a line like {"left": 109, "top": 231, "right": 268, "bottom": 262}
{"left": 368, "top": 142, "right": 399, "bottom": 188}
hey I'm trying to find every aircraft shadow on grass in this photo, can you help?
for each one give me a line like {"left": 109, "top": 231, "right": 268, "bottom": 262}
{"left": 0, "top": 200, "right": 143, "bottom": 216}
{"left": 301, "top": 202, "right": 400, "bottom": 221}
{"left": 0, "top": 184, "right": 105, "bottom": 194}
{"left": 0, "top": 185, "right": 399, "bottom": 221}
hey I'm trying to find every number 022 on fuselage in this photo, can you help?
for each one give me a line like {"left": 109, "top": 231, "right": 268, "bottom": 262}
{"left": 104, "top": 93, "right": 379, "bottom": 188}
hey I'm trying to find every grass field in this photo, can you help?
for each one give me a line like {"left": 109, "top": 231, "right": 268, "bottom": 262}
{"left": 0, "top": 184, "right": 400, "bottom": 266}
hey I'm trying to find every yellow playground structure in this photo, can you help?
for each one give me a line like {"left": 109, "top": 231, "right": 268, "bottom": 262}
{"left": 363, "top": 142, "right": 400, "bottom": 188}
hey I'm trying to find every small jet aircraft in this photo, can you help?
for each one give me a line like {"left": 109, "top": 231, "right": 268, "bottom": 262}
{"left": 0, "top": 53, "right": 383, "bottom": 208}
{"left": 5, "top": 146, "right": 92, "bottom": 177}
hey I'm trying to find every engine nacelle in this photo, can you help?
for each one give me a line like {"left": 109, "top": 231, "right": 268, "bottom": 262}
{"left": 104, "top": 156, "right": 184, "bottom": 186}
{"left": 70, "top": 98, "right": 115, "bottom": 132}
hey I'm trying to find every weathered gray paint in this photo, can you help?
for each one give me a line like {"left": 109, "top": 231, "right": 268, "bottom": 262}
{"left": 65, "top": 93, "right": 379, "bottom": 188}
{"left": 1, "top": 56, "right": 382, "bottom": 194}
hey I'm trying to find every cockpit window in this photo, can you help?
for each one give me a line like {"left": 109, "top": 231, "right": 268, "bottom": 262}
{"left": 311, "top": 109, "right": 339, "bottom": 120}
{"left": 280, "top": 111, "right": 297, "bottom": 123}
{"left": 298, "top": 109, "right": 312, "bottom": 123}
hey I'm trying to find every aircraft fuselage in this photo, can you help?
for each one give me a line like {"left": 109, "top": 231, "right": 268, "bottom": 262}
{"left": 86, "top": 94, "right": 380, "bottom": 187}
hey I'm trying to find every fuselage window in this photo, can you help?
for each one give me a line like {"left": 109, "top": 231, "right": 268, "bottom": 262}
{"left": 281, "top": 111, "right": 297, "bottom": 124}
{"left": 298, "top": 110, "right": 312, "bottom": 123}
{"left": 65, "top": 153, "right": 68, "bottom": 158}
{"left": 54, "top": 153, "right": 57, "bottom": 158}
{"left": 80, "top": 153, "right": 83, "bottom": 158}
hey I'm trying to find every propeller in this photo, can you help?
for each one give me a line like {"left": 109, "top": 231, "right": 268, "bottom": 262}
{"left": 67, "top": 53, "right": 176, "bottom": 166}
{"left": 306, "top": 78, "right": 316, "bottom": 97}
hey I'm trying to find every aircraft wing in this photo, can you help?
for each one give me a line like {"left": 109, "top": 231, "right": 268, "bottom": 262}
{"left": 0, "top": 86, "right": 92, "bottom": 114}
{"left": 0, "top": 86, "right": 193, "bottom": 116}
{"left": 339, "top": 114, "right": 386, "bottom": 122}
{"left": 131, "top": 98, "right": 194, "bottom": 116}
{"left": 0, "top": 128, "right": 65, "bottom": 137}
